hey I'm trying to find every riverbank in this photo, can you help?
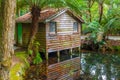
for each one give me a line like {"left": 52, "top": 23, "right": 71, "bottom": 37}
{"left": 81, "top": 39, "right": 120, "bottom": 52}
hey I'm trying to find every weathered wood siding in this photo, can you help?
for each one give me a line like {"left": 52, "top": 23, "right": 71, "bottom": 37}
{"left": 22, "top": 23, "right": 46, "bottom": 51}
{"left": 46, "top": 13, "right": 81, "bottom": 52}
{"left": 36, "top": 23, "right": 46, "bottom": 51}
{"left": 22, "top": 23, "right": 31, "bottom": 46}
{"left": 47, "top": 57, "right": 80, "bottom": 80}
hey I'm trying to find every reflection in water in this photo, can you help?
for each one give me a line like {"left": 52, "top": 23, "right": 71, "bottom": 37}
{"left": 80, "top": 53, "right": 120, "bottom": 80}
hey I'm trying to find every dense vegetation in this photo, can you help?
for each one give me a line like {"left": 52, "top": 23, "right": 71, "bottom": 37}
{"left": 0, "top": 0, "right": 120, "bottom": 80}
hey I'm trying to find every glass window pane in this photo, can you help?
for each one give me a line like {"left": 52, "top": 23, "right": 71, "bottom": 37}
{"left": 49, "top": 22, "right": 56, "bottom": 32}
{"left": 73, "top": 22, "right": 78, "bottom": 32}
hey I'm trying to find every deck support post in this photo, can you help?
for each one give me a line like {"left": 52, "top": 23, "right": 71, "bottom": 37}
{"left": 78, "top": 46, "right": 81, "bottom": 56}
{"left": 46, "top": 52, "right": 49, "bottom": 61}
{"left": 46, "top": 52, "right": 49, "bottom": 77}
{"left": 57, "top": 51, "right": 60, "bottom": 62}
{"left": 46, "top": 52, "right": 49, "bottom": 67}
{"left": 70, "top": 48, "right": 72, "bottom": 59}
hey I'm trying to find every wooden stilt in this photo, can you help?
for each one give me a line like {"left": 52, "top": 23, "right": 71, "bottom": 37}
{"left": 45, "top": 52, "right": 49, "bottom": 78}
{"left": 70, "top": 48, "right": 72, "bottom": 59}
{"left": 57, "top": 51, "right": 60, "bottom": 62}
{"left": 78, "top": 46, "right": 81, "bottom": 56}
{"left": 46, "top": 52, "right": 49, "bottom": 67}
{"left": 46, "top": 52, "right": 49, "bottom": 60}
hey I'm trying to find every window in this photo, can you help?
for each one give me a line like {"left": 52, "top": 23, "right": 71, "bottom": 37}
{"left": 73, "top": 22, "right": 78, "bottom": 32}
{"left": 49, "top": 22, "right": 56, "bottom": 33}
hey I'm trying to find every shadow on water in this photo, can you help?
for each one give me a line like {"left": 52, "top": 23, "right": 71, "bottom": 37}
{"left": 80, "top": 52, "right": 120, "bottom": 80}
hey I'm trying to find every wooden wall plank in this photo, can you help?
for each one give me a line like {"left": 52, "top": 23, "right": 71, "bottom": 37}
{"left": 22, "top": 23, "right": 46, "bottom": 52}
{"left": 46, "top": 12, "right": 81, "bottom": 52}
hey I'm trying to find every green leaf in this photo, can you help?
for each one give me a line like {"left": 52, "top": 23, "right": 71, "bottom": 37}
{"left": 33, "top": 52, "right": 43, "bottom": 64}
{"left": 28, "top": 49, "right": 33, "bottom": 55}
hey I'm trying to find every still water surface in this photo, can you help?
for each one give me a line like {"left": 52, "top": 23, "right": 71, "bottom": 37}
{"left": 80, "top": 52, "right": 120, "bottom": 80}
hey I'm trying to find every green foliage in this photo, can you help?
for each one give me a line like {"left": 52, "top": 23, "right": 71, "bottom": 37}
{"left": 15, "top": 51, "right": 30, "bottom": 68}
{"left": 27, "top": 41, "right": 42, "bottom": 65}
{"left": 16, "top": 0, "right": 85, "bottom": 17}
{"left": 33, "top": 41, "right": 42, "bottom": 64}
{"left": 34, "top": 41, "right": 40, "bottom": 46}
{"left": 104, "top": 18, "right": 120, "bottom": 35}
{"left": 83, "top": 20, "right": 110, "bottom": 50}
{"left": 112, "top": 46, "right": 120, "bottom": 51}
{"left": 16, "top": 0, "right": 29, "bottom": 16}
{"left": 84, "top": 21, "right": 104, "bottom": 42}
{"left": 82, "top": 0, "right": 120, "bottom": 36}
{"left": 83, "top": 8, "right": 120, "bottom": 48}
{"left": 65, "top": 0, "right": 86, "bottom": 15}
{"left": 19, "top": 0, "right": 66, "bottom": 9}
{"left": 33, "top": 52, "right": 42, "bottom": 64}
{"left": 28, "top": 49, "right": 33, "bottom": 55}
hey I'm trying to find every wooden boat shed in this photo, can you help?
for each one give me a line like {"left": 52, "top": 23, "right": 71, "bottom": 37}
{"left": 16, "top": 9, "right": 84, "bottom": 60}
{"left": 16, "top": 9, "right": 84, "bottom": 80}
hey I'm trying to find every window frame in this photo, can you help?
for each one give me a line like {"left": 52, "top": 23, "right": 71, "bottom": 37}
{"left": 73, "top": 22, "right": 79, "bottom": 33}
{"left": 49, "top": 22, "right": 57, "bottom": 35}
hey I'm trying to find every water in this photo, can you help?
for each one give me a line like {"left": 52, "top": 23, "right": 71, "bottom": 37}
{"left": 25, "top": 51, "right": 120, "bottom": 80}
{"left": 80, "top": 52, "right": 120, "bottom": 80}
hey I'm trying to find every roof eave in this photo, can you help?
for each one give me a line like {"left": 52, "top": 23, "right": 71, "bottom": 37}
{"left": 44, "top": 9, "right": 68, "bottom": 23}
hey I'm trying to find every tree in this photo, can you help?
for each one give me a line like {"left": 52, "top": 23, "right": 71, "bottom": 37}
{"left": 96, "top": 0, "right": 105, "bottom": 23}
{"left": 86, "top": 0, "right": 95, "bottom": 22}
{"left": 16, "top": 0, "right": 28, "bottom": 16}
{"left": 0, "top": 0, "right": 16, "bottom": 80}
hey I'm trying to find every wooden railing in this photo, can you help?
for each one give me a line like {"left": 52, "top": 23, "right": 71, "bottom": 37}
{"left": 47, "top": 34, "right": 81, "bottom": 52}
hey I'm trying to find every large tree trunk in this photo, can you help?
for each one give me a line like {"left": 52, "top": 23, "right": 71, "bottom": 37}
{"left": 28, "top": 6, "right": 40, "bottom": 52}
{"left": 0, "top": 0, "right": 16, "bottom": 80}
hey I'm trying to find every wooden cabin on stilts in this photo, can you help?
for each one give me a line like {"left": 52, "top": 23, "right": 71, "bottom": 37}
{"left": 16, "top": 9, "right": 84, "bottom": 80}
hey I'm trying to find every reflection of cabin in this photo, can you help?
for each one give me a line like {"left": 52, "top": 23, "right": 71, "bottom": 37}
{"left": 16, "top": 9, "right": 84, "bottom": 59}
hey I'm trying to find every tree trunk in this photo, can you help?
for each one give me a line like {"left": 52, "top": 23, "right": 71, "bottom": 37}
{"left": 98, "top": 3, "right": 103, "bottom": 23}
{"left": 86, "top": 0, "right": 95, "bottom": 22}
{"left": 28, "top": 6, "right": 40, "bottom": 52}
{"left": 0, "top": 0, "right": 4, "bottom": 57}
{"left": 88, "top": 0, "right": 92, "bottom": 22}
{"left": 0, "top": 0, "right": 16, "bottom": 80}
